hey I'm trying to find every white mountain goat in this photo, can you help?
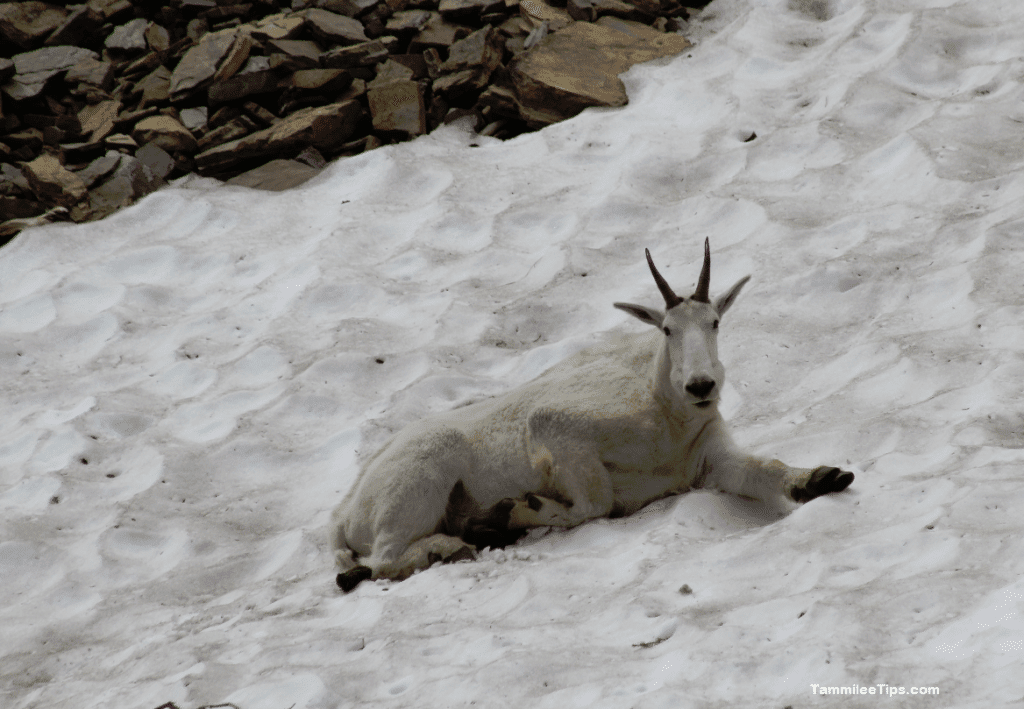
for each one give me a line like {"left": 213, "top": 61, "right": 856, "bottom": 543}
{"left": 331, "top": 240, "right": 854, "bottom": 591}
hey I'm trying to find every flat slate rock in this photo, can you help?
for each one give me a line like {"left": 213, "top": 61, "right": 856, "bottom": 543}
{"left": 225, "top": 158, "right": 321, "bottom": 191}
{"left": 511, "top": 19, "right": 691, "bottom": 124}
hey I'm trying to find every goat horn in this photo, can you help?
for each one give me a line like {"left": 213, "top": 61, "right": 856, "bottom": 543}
{"left": 645, "top": 248, "right": 683, "bottom": 309}
{"left": 692, "top": 237, "right": 711, "bottom": 303}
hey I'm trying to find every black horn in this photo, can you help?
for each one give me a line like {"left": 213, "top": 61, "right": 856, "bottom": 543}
{"left": 692, "top": 237, "right": 711, "bottom": 303}
{"left": 646, "top": 248, "right": 683, "bottom": 309}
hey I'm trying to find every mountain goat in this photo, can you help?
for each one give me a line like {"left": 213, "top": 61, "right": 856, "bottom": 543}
{"left": 331, "top": 240, "right": 854, "bottom": 591}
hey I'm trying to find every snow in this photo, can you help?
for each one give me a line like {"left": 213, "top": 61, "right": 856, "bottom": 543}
{"left": 3, "top": 0, "right": 1024, "bottom": 706}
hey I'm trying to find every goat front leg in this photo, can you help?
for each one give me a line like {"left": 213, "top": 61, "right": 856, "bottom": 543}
{"left": 706, "top": 451, "right": 854, "bottom": 505}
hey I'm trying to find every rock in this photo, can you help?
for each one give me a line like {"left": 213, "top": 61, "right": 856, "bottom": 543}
{"left": 0, "top": 196, "right": 44, "bottom": 220}
{"left": 197, "top": 116, "right": 257, "bottom": 151}
{"left": 226, "top": 158, "right": 321, "bottom": 190}
{"left": 289, "top": 68, "right": 354, "bottom": 93}
{"left": 65, "top": 56, "right": 115, "bottom": 93}
{"left": 81, "top": 154, "right": 163, "bottom": 220}
{"left": 321, "top": 37, "right": 398, "bottom": 69}
{"left": 438, "top": 0, "right": 505, "bottom": 23}
{"left": 386, "top": 10, "right": 432, "bottom": 35}
{"left": 208, "top": 68, "right": 279, "bottom": 104}
{"left": 134, "top": 65, "right": 173, "bottom": 107}
{"left": 1, "top": 164, "right": 31, "bottom": 194}
{"left": 246, "top": 12, "right": 305, "bottom": 40}
{"left": 3, "top": 45, "right": 98, "bottom": 101}
{"left": 22, "top": 153, "right": 88, "bottom": 207}
{"left": 179, "top": 106, "right": 209, "bottom": 132}
{"left": 44, "top": 5, "right": 104, "bottom": 47}
{"left": 5, "top": 128, "right": 45, "bottom": 152}
{"left": 86, "top": 0, "right": 133, "bottom": 21}
{"left": 211, "top": 33, "right": 253, "bottom": 83}
{"left": 266, "top": 38, "right": 323, "bottom": 67}
{"left": 510, "top": 19, "right": 690, "bottom": 125}
{"left": 78, "top": 99, "right": 121, "bottom": 142}
{"left": 145, "top": 22, "right": 171, "bottom": 53}
{"left": 135, "top": 142, "right": 175, "bottom": 179}
{"left": 320, "top": 0, "right": 378, "bottom": 16}
{"left": 75, "top": 151, "right": 122, "bottom": 188}
{"left": 241, "top": 101, "right": 278, "bottom": 126}
{"left": 195, "top": 99, "right": 364, "bottom": 171}
{"left": 169, "top": 29, "right": 238, "bottom": 101}
{"left": 518, "top": 0, "right": 572, "bottom": 31}
{"left": 0, "top": 2, "right": 68, "bottom": 51}
{"left": 132, "top": 115, "right": 198, "bottom": 154}
{"left": 105, "top": 18, "right": 150, "bottom": 52}
{"left": 0, "top": 58, "right": 16, "bottom": 85}
{"left": 368, "top": 58, "right": 416, "bottom": 87}
{"left": 303, "top": 8, "right": 370, "bottom": 45}
{"left": 1, "top": 205, "right": 67, "bottom": 240}
{"left": 105, "top": 133, "right": 138, "bottom": 150}
{"left": 368, "top": 79, "right": 426, "bottom": 136}
{"left": 440, "top": 25, "right": 502, "bottom": 74}
{"left": 409, "top": 14, "right": 472, "bottom": 52}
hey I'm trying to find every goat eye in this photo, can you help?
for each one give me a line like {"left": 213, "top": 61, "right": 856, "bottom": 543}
{"left": 712, "top": 320, "right": 719, "bottom": 329}
{"left": 663, "top": 326, "right": 671, "bottom": 336}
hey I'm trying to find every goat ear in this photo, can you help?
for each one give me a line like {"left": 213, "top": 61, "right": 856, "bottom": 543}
{"left": 614, "top": 302, "right": 665, "bottom": 327}
{"left": 714, "top": 275, "right": 751, "bottom": 317}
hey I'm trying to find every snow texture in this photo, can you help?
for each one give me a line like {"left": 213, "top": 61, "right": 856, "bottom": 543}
{"left": 3, "top": 0, "right": 1024, "bottom": 706}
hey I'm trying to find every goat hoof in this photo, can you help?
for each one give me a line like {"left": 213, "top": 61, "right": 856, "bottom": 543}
{"left": 337, "top": 565, "right": 372, "bottom": 592}
{"left": 794, "top": 466, "right": 854, "bottom": 502}
{"left": 444, "top": 545, "right": 476, "bottom": 564}
{"left": 487, "top": 498, "right": 516, "bottom": 527}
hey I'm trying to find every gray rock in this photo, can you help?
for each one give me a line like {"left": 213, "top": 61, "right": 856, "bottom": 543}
{"left": 169, "top": 29, "right": 238, "bottom": 101}
{"left": 196, "top": 116, "right": 257, "bottom": 151}
{"left": 438, "top": 0, "right": 505, "bottom": 22}
{"left": 321, "top": 37, "right": 398, "bottom": 69}
{"left": 65, "top": 56, "right": 115, "bottom": 92}
{"left": 409, "top": 14, "right": 472, "bottom": 53}
{"left": 132, "top": 115, "right": 198, "bottom": 154}
{"left": 226, "top": 158, "right": 321, "bottom": 191}
{"left": 0, "top": 2, "right": 68, "bottom": 51}
{"left": 320, "top": 0, "right": 379, "bottom": 17}
{"left": 105, "top": 18, "right": 151, "bottom": 52}
{"left": 195, "top": 100, "right": 364, "bottom": 171}
{"left": 266, "top": 38, "right": 323, "bottom": 64}
{"left": 179, "top": 106, "right": 209, "bottom": 132}
{"left": 208, "top": 69, "right": 280, "bottom": 105}
{"left": 303, "top": 8, "right": 369, "bottom": 45}
{"left": 44, "top": 5, "right": 103, "bottom": 47}
{"left": 83, "top": 154, "right": 164, "bottom": 221}
{"left": 1, "top": 163, "right": 31, "bottom": 193}
{"left": 439, "top": 25, "right": 502, "bottom": 75}
{"left": 133, "top": 65, "right": 172, "bottom": 107}
{"left": 75, "top": 152, "right": 122, "bottom": 188}
{"left": 6, "top": 46, "right": 99, "bottom": 99}
{"left": 386, "top": 10, "right": 432, "bottom": 34}
{"left": 135, "top": 142, "right": 175, "bottom": 179}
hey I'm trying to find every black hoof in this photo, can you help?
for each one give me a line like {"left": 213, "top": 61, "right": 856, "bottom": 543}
{"left": 794, "top": 466, "right": 855, "bottom": 502}
{"left": 486, "top": 497, "right": 516, "bottom": 527}
{"left": 337, "top": 565, "right": 372, "bottom": 592}
{"left": 443, "top": 546, "right": 476, "bottom": 564}
{"left": 463, "top": 523, "right": 527, "bottom": 550}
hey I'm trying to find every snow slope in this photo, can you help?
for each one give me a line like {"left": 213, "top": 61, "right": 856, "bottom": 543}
{"left": 3, "top": 0, "right": 1024, "bottom": 706}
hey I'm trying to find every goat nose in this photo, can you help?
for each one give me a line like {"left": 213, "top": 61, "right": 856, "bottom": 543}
{"left": 685, "top": 377, "right": 716, "bottom": 399}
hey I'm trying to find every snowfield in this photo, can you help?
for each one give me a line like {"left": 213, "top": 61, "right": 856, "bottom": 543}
{"left": 3, "top": 0, "right": 1024, "bottom": 707}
